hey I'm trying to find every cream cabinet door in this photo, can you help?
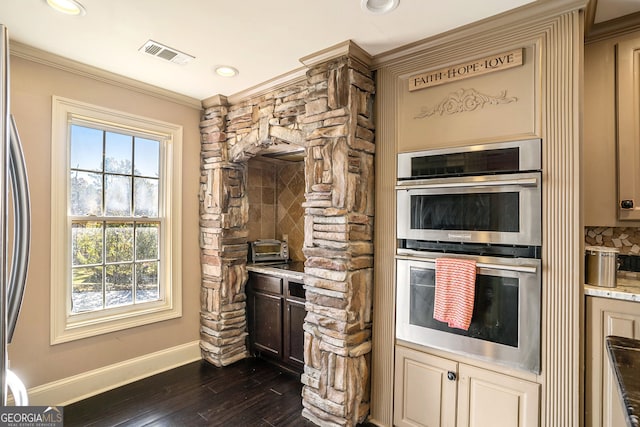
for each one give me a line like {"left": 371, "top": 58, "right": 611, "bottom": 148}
{"left": 616, "top": 38, "right": 640, "bottom": 220}
{"left": 456, "top": 364, "right": 540, "bottom": 427}
{"left": 394, "top": 345, "right": 458, "bottom": 427}
{"left": 586, "top": 297, "right": 640, "bottom": 427}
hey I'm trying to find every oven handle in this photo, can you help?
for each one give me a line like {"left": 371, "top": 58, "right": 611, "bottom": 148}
{"left": 395, "top": 176, "right": 538, "bottom": 190}
{"left": 398, "top": 254, "right": 538, "bottom": 274}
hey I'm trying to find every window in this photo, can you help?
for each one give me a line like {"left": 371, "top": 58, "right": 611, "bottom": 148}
{"left": 51, "top": 97, "right": 183, "bottom": 344}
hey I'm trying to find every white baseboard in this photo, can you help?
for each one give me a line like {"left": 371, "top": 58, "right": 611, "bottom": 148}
{"left": 26, "top": 340, "right": 202, "bottom": 406}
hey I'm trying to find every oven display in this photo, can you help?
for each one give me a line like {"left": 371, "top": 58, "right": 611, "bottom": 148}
{"left": 408, "top": 266, "right": 519, "bottom": 347}
{"left": 409, "top": 147, "right": 520, "bottom": 178}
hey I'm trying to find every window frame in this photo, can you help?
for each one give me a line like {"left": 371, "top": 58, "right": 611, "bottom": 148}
{"left": 51, "top": 96, "right": 183, "bottom": 344}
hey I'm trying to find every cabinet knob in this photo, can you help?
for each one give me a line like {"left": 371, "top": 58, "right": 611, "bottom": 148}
{"left": 447, "top": 371, "right": 456, "bottom": 381}
{"left": 621, "top": 199, "right": 634, "bottom": 209}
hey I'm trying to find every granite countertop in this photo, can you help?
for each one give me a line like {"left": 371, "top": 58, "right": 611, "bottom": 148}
{"left": 246, "top": 261, "right": 305, "bottom": 282}
{"left": 605, "top": 336, "right": 640, "bottom": 427}
{"left": 584, "top": 274, "right": 640, "bottom": 302}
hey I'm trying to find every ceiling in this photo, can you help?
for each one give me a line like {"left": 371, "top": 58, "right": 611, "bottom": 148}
{"left": 0, "top": 0, "right": 637, "bottom": 102}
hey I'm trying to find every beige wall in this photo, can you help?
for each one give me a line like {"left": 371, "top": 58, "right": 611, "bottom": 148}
{"left": 7, "top": 55, "right": 202, "bottom": 389}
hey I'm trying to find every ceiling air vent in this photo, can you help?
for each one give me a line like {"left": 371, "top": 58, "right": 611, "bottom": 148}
{"left": 139, "top": 40, "right": 194, "bottom": 65}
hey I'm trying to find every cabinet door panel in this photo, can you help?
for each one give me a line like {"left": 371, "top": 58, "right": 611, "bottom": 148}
{"left": 616, "top": 39, "right": 640, "bottom": 220}
{"left": 394, "top": 346, "right": 457, "bottom": 427}
{"left": 457, "top": 364, "right": 539, "bottom": 427}
{"left": 284, "top": 299, "right": 306, "bottom": 368}
{"left": 251, "top": 292, "right": 283, "bottom": 357}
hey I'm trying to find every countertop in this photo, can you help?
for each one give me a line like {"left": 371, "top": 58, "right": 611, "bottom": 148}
{"left": 584, "top": 274, "right": 640, "bottom": 302}
{"left": 605, "top": 336, "right": 640, "bottom": 427}
{"left": 246, "top": 261, "right": 305, "bottom": 282}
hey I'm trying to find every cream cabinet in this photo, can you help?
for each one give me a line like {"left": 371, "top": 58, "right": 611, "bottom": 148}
{"left": 616, "top": 37, "right": 640, "bottom": 220}
{"left": 394, "top": 345, "right": 540, "bottom": 427}
{"left": 394, "top": 345, "right": 458, "bottom": 427}
{"left": 586, "top": 296, "right": 640, "bottom": 427}
{"left": 583, "top": 30, "right": 640, "bottom": 226}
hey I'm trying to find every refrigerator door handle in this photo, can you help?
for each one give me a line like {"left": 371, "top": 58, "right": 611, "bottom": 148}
{"left": 6, "top": 368, "right": 28, "bottom": 405}
{"left": 7, "top": 115, "right": 30, "bottom": 343}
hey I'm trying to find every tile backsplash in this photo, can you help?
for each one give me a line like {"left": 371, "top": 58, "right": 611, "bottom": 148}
{"left": 276, "top": 162, "right": 305, "bottom": 262}
{"left": 584, "top": 226, "right": 640, "bottom": 255}
{"left": 247, "top": 158, "right": 305, "bottom": 262}
{"left": 248, "top": 160, "right": 277, "bottom": 241}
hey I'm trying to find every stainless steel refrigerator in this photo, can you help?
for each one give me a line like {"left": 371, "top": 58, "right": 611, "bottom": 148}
{"left": 0, "top": 23, "right": 31, "bottom": 406}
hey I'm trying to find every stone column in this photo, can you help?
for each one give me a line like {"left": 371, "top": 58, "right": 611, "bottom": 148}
{"left": 301, "top": 54, "right": 376, "bottom": 427}
{"left": 199, "top": 96, "right": 250, "bottom": 366}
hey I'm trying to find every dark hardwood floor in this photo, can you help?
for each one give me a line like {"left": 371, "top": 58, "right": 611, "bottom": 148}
{"left": 64, "top": 357, "right": 373, "bottom": 426}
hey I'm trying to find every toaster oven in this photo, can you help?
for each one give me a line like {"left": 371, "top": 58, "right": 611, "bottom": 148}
{"left": 248, "top": 239, "right": 289, "bottom": 263}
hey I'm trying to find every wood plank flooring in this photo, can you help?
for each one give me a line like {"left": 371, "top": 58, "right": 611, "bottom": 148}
{"left": 63, "top": 357, "right": 373, "bottom": 426}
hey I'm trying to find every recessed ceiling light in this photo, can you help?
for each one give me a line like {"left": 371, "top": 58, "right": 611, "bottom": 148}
{"left": 361, "top": 0, "right": 399, "bottom": 14}
{"left": 215, "top": 66, "right": 239, "bottom": 78}
{"left": 46, "top": 0, "right": 86, "bottom": 16}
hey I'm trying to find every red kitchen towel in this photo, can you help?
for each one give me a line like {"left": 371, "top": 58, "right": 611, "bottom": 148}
{"left": 433, "top": 257, "right": 477, "bottom": 330}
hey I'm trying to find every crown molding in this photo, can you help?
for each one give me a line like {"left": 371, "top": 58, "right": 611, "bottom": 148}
{"left": 219, "top": 40, "right": 373, "bottom": 106}
{"left": 300, "top": 39, "right": 373, "bottom": 69}
{"left": 371, "top": 0, "right": 588, "bottom": 68}
{"left": 223, "top": 66, "right": 307, "bottom": 106}
{"left": 201, "top": 94, "right": 229, "bottom": 109}
{"left": 10, "top": 41, "right": 202, "bottom": 110}
{"left": 585, "top": 10, "right": 640, "bottom": 43}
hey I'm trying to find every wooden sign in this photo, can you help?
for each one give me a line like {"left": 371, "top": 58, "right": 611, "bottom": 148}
{"left": 408, "top": 48, "right": 524, "bottom": 92}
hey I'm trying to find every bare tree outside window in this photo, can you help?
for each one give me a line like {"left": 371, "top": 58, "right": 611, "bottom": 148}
{"left": 69, "top": 125, "right": 161, "bottom": 313}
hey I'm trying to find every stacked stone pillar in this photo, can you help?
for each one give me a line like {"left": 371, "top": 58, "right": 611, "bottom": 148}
{"left": 198, "top": 96, "right": 250, "bottom": 366}
{"left": 301, "top": 55, "right": 375, "bottom": 427}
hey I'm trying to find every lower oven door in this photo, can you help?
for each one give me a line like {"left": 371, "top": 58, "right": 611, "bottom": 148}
{"left": 396, "top": 254, "right": 541, "bottom": 373}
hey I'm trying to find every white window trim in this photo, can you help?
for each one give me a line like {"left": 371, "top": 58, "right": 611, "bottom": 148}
{"left": 50, "top": 96, "right": 183, "bottom": 345}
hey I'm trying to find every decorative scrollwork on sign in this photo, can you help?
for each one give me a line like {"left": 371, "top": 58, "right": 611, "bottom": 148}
{"left": 414, "top": 88, "right": 518, "bottom": 119}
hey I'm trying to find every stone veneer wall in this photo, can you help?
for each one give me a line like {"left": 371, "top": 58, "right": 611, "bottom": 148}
{"left": 585, "top": 226, "right": 640, "bottom": 255}
{"left": 198, "top": 45, "right": 375, "bottom": 427}
{"left": 300, "top": 57, "right": 375, "bottom": 427}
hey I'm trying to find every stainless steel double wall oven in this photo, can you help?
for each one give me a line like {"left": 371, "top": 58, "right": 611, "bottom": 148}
{"left": 395, "top": 139, "right": 542, "bottom": 373}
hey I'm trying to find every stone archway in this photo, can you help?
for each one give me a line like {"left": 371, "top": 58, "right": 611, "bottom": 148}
{"left": 199, "top": 42, "right": 375, "bottom": 427}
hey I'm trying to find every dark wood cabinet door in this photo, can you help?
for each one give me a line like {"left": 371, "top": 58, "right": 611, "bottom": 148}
{"left": 250, "top": 291, "right": 283, "bottom": 358}
{"left": 284, "top": 299, "right": 306, "bottom": 369}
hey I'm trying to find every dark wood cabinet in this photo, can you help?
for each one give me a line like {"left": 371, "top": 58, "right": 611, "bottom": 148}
{"left": 251, "top": 291, "right": 282, "bottom": 358}
{"left": 247, "top": 272, "right": 306, "bottom": 373}
{"left": 284, "top": 280, "right": 306, "bottom": 370}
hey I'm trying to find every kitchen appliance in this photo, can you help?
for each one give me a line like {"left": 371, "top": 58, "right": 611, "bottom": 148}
{"left": 0, "top": 24, "right": 31, "bottom": 405}
{"left": 585, "top": 246, "right": 619, "bottom": 288}
{"left": 396, "top": 254, "right": 541, "bottom": 373}
{"left": 249, "top": 239, "right": 289, "bottom": 263}
{"left": 395, "top": 138, "right": 542, "bottom": 373}
{"left": 397, "top": 138, "right": 541, "bottom": 250}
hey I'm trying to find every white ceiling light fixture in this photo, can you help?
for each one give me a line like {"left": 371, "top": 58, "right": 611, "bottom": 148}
{"left": 215, "top": 66, "right": 239, "bottom": 77}
{"left": 361, "top": 0, "right": 399, "bottom": 14}
{"left": 46, "top": 0, "right": 86, "bottom": 16}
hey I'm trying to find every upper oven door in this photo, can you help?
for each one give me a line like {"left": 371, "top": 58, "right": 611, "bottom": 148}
{"left": 396, "top": 172, "right": 541, "bottom": 246}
